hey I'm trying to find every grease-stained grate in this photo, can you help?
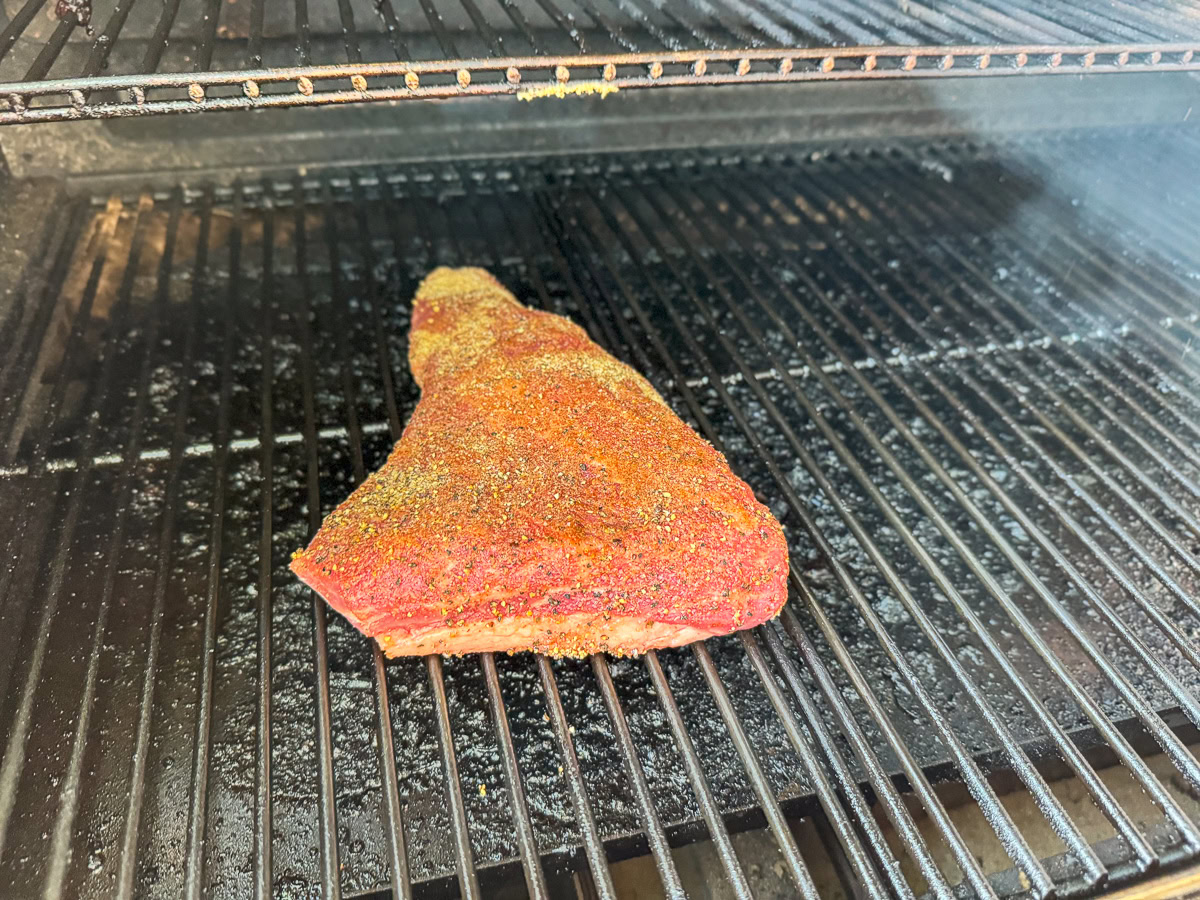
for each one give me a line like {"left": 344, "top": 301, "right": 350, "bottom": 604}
{"left": 1, "top": 131, "right": 1200, "bottom": 899}
{"left": 1, "top": 0, "right": 1200, "bottom": 123}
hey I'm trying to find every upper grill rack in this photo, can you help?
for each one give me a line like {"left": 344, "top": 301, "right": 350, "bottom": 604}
{"left": 3, "top": 129, "right": 1200, "bottom": 899}
{"left": 1, "top": 0, "right": 1199, "bottom": 124}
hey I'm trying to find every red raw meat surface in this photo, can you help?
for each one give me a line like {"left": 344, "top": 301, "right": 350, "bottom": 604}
{"left": 290, "top": 267, "right": 788, "bottom": 657}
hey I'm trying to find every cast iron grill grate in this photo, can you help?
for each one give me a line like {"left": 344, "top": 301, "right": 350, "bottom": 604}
{"left": 1, "top": 130, "right": 1200, "bottom": 898}
{"left": 1, "top": 0, "right": 1200, "bottom": 123}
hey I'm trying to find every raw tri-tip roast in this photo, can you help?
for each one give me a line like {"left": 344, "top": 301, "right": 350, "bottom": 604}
{"left": 290, "top": 267, "right": 788, "bottom": 656}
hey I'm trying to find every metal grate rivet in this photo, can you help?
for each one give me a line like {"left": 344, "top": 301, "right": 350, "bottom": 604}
{"left": 1149, "top": 50, "right": 1162, "bottom": 65}
{"left": 820, "top": 56, "right": 834, "bottom": 73}
{"left": 352, "top": 74, "right": 368, "bottom": 91}
{"left": 862, "top": 54, "right": 877, "bottom": 71}
{"left": 506, "top": 66, "right": 521, "bottom": 84}
{"left": 188, "top": 83, "right": 204, "bottom": 102}
{"left": 243, "top": 80, "right": 260, "bottom": 98}
{"left": 1116, "top": 49, "right": 1130, "bottom": 65}
{"left": 404, "top": 71, "right": 419, "bottom": 89}
{"left": 939, "top": 54, "right": 954, "bottom": 70}
{"left": 602, "top": 62, "right": 616, "bottom": 80}
{"left": 648, "top": 61, "right": 662, "bottom": 79}
{"left": 778, "top": 57, "right": 793, "bottom": 75}
{"left": 456, "top": 69, "right": 470, "bottom": 88}
{"left": 1183, "top": 49, "right": 1195, "bottom": 64}
{"left": 978, "top": 53, "right": 991, "bottom": 69}
{"left": 129, "top": 86, "right": 145, "bottom": 106}
{"left": 1048, "top": 52, "right": 1062, "bottom": 68}
{"left": 902, "top": 54, "right": 918, "bottom": 70}
{"left": 8, "top": 93, "right": 26, "bottom": 114}
{"left": 1014, "top": 51, "right": 1028, "bottom": 67}
{"left": 1082, "top": 51, "right": 1095, "bottom": 67}
{"left": 555, "top": 64, "right": 570, "bottom": 82}
{"left": 692, "top": 59, "right": 707, "bottom": 76}
{"left": 737, "top": 58, "right": 751, "bottom": 76}
{"left": 297, "top": 76, "right": 313, "bottom": 95}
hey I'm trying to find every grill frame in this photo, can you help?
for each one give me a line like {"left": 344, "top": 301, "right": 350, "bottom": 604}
{"left": 1, "top": 131, "right": 1200, "bottom": 898}
{"left": 0, "top": 0, "right": 1199, "bottom": 124}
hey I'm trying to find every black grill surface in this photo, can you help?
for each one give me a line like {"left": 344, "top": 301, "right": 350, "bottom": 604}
{"left": 2, "top": 131, "right": 1200, "bottom": 899}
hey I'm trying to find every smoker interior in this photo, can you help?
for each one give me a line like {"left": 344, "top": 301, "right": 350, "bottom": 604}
{"left": 1, "top": 129, "right": 1200, "bottom": 899}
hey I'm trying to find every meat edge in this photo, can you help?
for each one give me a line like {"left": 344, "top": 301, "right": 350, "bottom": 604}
{"left": 292, "top": 550, "right": 786, "bottom": 657}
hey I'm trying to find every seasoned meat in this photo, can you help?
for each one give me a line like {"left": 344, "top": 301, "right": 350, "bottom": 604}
{"left": 290, "top": 267, "right": 788, "bottom": 657}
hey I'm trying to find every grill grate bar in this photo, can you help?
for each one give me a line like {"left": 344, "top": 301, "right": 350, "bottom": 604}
{"left": 699, "top": 169, "right": 1164, "bottom": 873}
{"left": 414, "top": 0, "right": 460, "bottom": 58}
{"left": 936, "top": 181, "right": 1200, "bottom": 487}
{"left": 545, "top": 189, "right": 970, "bottom": 900}
{"left": 0, "top": 0, "right": 48, "bottom": 66}
{"left": 0, "top": 327, "right": 1157, "bottom": 479}
{"left": 740, "top": 630, "right": 894, "bottom": 900}
{"left": 865, "top": 166, "right": 1200, "bottom": 636}
{"left": 81, "top": 0, "right": 140, "bottom": 80}
{"left": 588, "top": 180, "right": 1057, "bottom": 897}
{"left": 737, "top": 162, "right": 1200, "bottom": 848}
{"left": 1067, "top": 258, "right": 1200, "bottom": 382}
{"left": 896, "top": 145, "right": 1200, "bottom": 455}
{"left": 113, "top": 190, "right": 193, "bottom": 898}
{"left": 138, "top": 0, "right": 184, "bottom": 76}
{"left": 964, "top": 163, "right": 1200, "bottom": 387}
{"left": 193, "top": 0, "right": 224, "bottom": 73}
{"left": 588, "top": 655, "right": 685, "bottom": 899}
{"left": 536, "top": 657, "right": 619, "bottom": 899}
{"left": 493, "top": 0, "right": 541, "bottom": 54}
{"left": 777, "top": 601, "right": 955, "bottom": 898}
{"left": 482, "top": 653, "right": 550, "bottom": 899}
{"left": 459, "top": 0, "right": 506, "bottom": 56}
{"left": 6, "top": 199, "right": 120, "bottom": 461}
{"left": 0, "top": 195, "right": 135, "bottom": 871}
{"left": 23, "top": 19, "right": 74, "bottom": 81}
{"left": 247, "top": 0, "right": 266, "bottom": 66}
{"left": 334, "top": 0, "right": 364, "bottom": 64}
{"left": 643, "top": 652, "right": 755, "bottom": 896}
{"left": 0, "top": 198, "right": 84, "bottom": 452}
{"left": 254, "top": 188, "right": 276, "bottom": 900}
{"left": 804, "top": 163, "right": 1200, "bottom": 663}
{"left": 700, "top": 165, "right": 1171, "bottom": 868}
{"left": 372, "top": 0, "right": 411, "bottom": 62}
{"left": 427, "top": 656, "right": 482, "bottom": 899}
{"left": 43, "top": 192, "right": 172, "bottom": 898}
{"left": 178, "top": 187, "right": 237, "bottom": 900}
{"left": 691, "top": 641, "right": 820, "bottom": 898}
{"left": 0, "top": 196, "right": 65, "bottom": 353}
{"left": 634, "top": 174, "right": 1114, "bottom": 887}
{"left": 860, "top": 161, "right": 1200, "bottom": 624}
{"left": 825, "top": 202, "right": 1200, "bottom": 725}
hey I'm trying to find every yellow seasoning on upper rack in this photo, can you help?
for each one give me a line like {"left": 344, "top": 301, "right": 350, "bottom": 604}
{"left": 516, "top": 81, "right": 620, "bottom": 101}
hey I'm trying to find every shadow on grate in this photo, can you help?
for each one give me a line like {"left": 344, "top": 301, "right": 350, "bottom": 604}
{"left": 1, "top": 130, "right": 1200, "bottom": 899}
